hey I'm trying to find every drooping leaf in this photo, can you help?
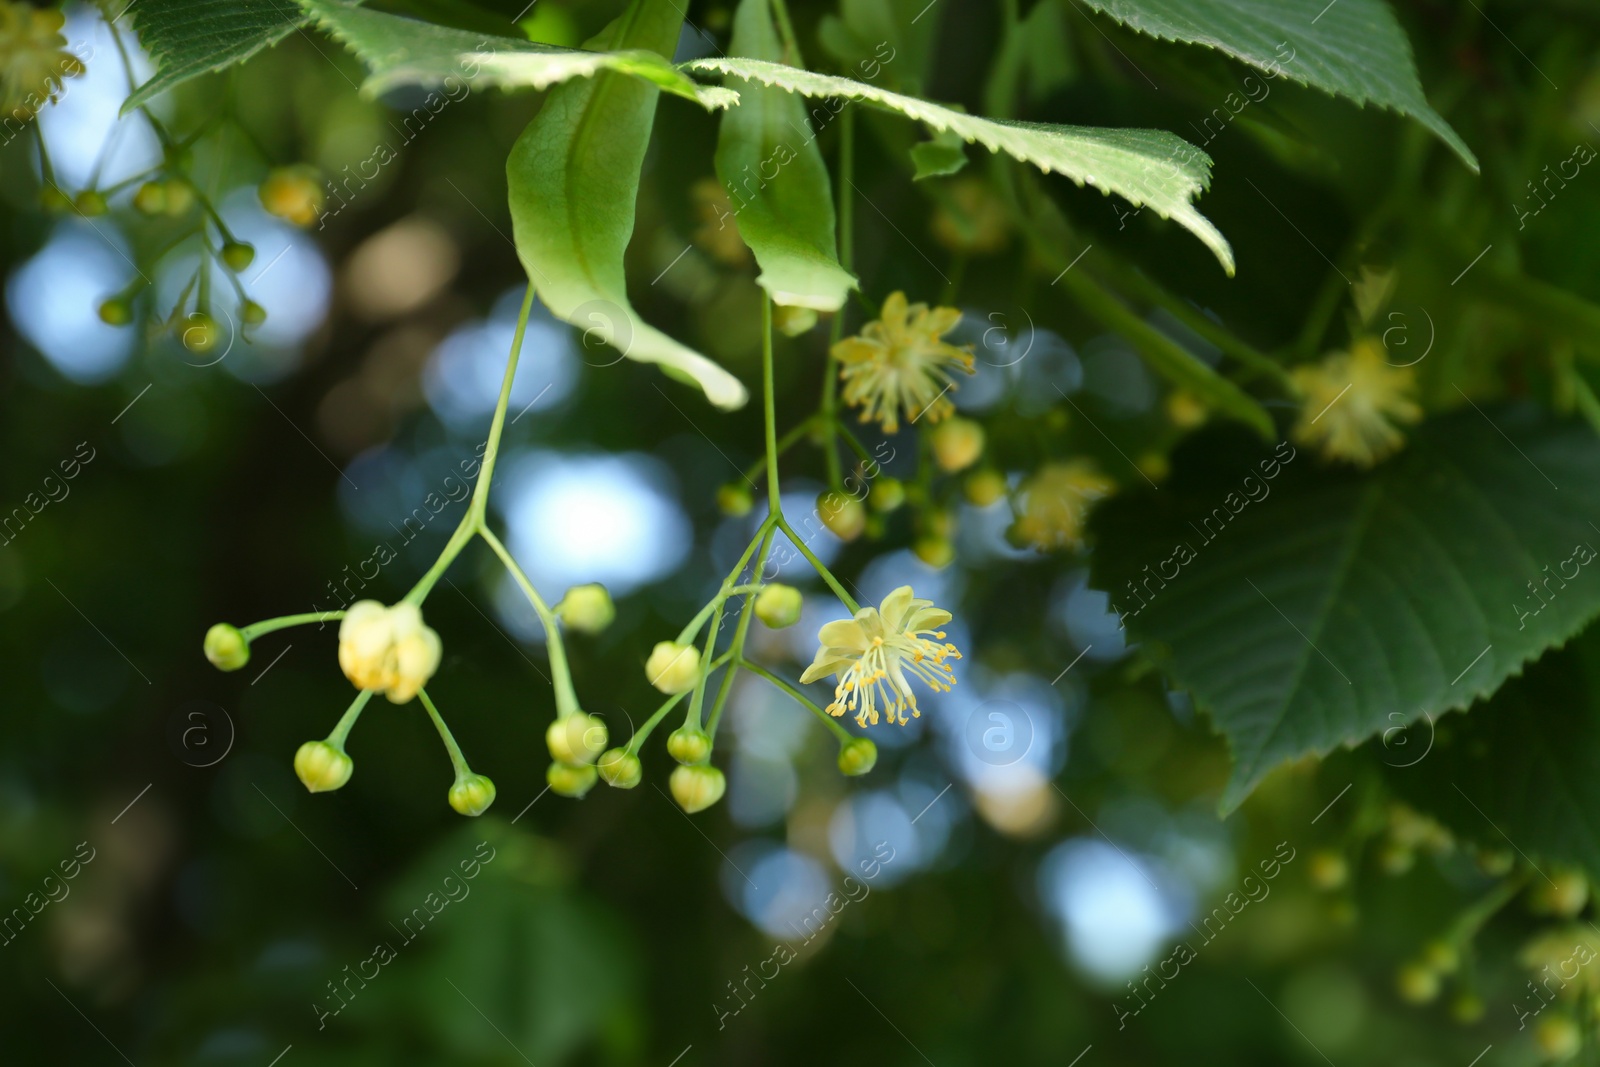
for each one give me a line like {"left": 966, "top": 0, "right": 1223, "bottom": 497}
{"left": 683, "top": 56, "right": 1235, "bottom": 274}
{"left": 1384, "top": 629, "right": 1600, "bottom": 879}
{"left": 1074, "top": 0, "right": 1478, "bottom": 172}
{"left": 910, "top": 128, "right": 968, "bottom": 180}
{"left": 713, "top": 0, "right": 856, "bottom": 311}
{"left": 299, "top": 0, "right": 735, "bottom": 110}
{"left": 124, "top": 0, "right": 304, "bottom": 114}
{"left": 1089, "top": 410, "right": 1600, "bottom": 812}
{"left": 508, "top": 0, "right": 749, "bottom": 410}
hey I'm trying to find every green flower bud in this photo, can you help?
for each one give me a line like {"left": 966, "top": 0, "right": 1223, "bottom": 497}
{"left": 98, "top": 297, "right": 133, "bottom": 326}
{"left": 754, "top": 584, "right": 802, "bottom": 629}
{"left": 448, "top": 774, "right": 497, "bottom": 816}
{"left": 74, "top": 190, "right": 108, "bottom": 217}
{"left": 1535, "top": 1014, "right": 1581, "bottom": 1061}
{"left": 1306, "top": 849, "right": 1348, "bottom": 891}
{"left": 869, "top": 477, "right": 905, "bottom": 513}
{"left": 717, "top": 483, "right": 753, "bottom": 517}
{"left": 162, "top": 178, "right": 195, "bottom": 217}
{"left": 546, "top": 760, "right": 598, "bottom": 798}
{"left": 930, "top": 416, "right": 985, "bottom": 472}
{"left": 963, "top": 469, "right": 1007, "bottom": 508}
{"left": 838, "top": 737, "right": 877, "bottom": 776}
{"left": 1532, "top": 868, "right": 1589, "bottom": 917}
{"left": 1450, "top": 992, "right": 1485, "bottom": 1024}
{"left": 597, "top": 748, "right": 642, "bottom": 789}
{"left": 647, "top": 640, "right": 702, "bottom": 694}
{"left": 546, "top": 713, "right": 608, "bottom": 765}
{"left": 554, "top": 583, "right": 615, "bottom": 634}
{"left": 773, "top": 304, "right": 818, "bottom": 337}
{"left": 242, "top": 300, "right": 268, "bottom": 326}
{"left": 221, "top": 241, "right": 256, "bottom": 272}
{"left": 203, "top": 622, "right": 250, "bottom": 671}
{"left": 1394, "top": 962, "right": 1439, "bottom": 1005}
{"left": 294, "top": 740, "right": 353, "bottom": 793}
{"left": 39, "top": 186, "right": 73, "bottom": 213}
{"left": 182, "top": 313, "right": 221, "bottom": 354}
{"left": 670, "top": 763, "right": 726, "bottom": 813}
{"left": 132, "top": 181, "right": 166, "bottom": 215}
{"left": 912, "top": 535, "right": 955, "bottom": 569}
{"left": 1422, "top": 940, "right": 1459, "bottom": 975}
{"left": 818, "top": 491, "right": 866, "bottom": 542}
{"left": 666, "top": 726, "right": 711, "bottom": 765}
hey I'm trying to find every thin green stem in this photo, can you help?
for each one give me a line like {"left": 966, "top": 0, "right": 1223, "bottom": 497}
{"left": 706, "top": 526, "right": 777, "bottom": 739}
{"left": 470, "top": 284, "right": 537, "bottom": 524}
{"left": 776, "top": 514, "right": 859, "bottom": 612}
{"left": 741, "top": 415, "right": 818, "bottom": 486}
{"left": 738, "top": 658, "right": 853, "bottom": 743}
{"left": 240, "top": 611, "right": 346, "bottom": 640}
{"left": 327, "top": 689, "right": 375, "bottom": 748}
{"left": 685, "top": 602, "right": 724, "bottom": 730}
{"left": 674, "top": 581, "right": 764, "bottom": 646}
{"left": 769, "top": 0, "right": 803, "bottom": 65}
{"left": 418, "top": 688, "right": 472, "bottom": 780}
{"left": 762, "top": 294, "right": 782, "bottom": 515}
{"left": 626, "top": 690, "right": 691, "bottom": 755}
{"left": 834, "top": 421, "right": 875, "bottom": 466}
{"left": 480, "top": 525, "right": 581, "bottom": 717}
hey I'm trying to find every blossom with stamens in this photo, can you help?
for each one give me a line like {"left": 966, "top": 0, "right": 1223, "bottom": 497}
{"left": 1290, "top": 336, "right": 1420, "bottom": 467}
{"left": 0, "top": 3, "right": 84, "bottom": 122}
{"left": 831, "top": 292, "right": 975, "bottom": 432}
{"left": 799, "top": 586, "right": 961, "bottom": 726}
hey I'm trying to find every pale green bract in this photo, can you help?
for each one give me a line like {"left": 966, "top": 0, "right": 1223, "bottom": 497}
{"left": 684, "top": 56, "right": 1236, "bottom": 275}
{"left": 1075, "top": 0, "right": 1478, "bottom": 172}
{"left": 507, "top": 1, "right": 749, "bottom": 410}
{"left": 298, "top": 0, "right": 737, "bottom": 111}
{"left": 714, "top": 0, "right": 857, "bottom": 311}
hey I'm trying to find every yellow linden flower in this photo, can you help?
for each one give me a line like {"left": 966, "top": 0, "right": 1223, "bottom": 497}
{"left": 1012, "top": 460, "right": 1116, "bottom": 552}
{"left": 832, "top": 292, "right": 975, "bottom": 433}
{"left": 799, "top": 586, "right": 961, "bottom": 726}
{"left": 0, "top": 2, "right": 84, "bottom": 121}
{"left": 337, "top": 600, "right": 441, "bottom": 703}
{"left": 1290, "top": 336, "right": 1420, "bottom": 467}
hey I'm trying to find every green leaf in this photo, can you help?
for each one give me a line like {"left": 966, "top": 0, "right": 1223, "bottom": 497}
{"left": 1384, "top": 629, "right": 1600, "bottom": 879}
{"left": 683, "top": 56, "right": 1235, "bottom": 274}
{"left": 299, "top": 0, "right": 736, "bottom": 110}
{"left": 1074, "top": 0, "right": 1478, "bottom": 172}
{"left": 713, "top": 0, "right": 857, "bottom": 311}
{"left": 124, "top": 0, "right": 304, "bottom": 114}
{"left": 508, "top": 0, "right": 749, "bottom": 410}
{"left": 817, "top": 0, "right": 940, "bottom": 95}
{"left": 910, "top": 128, "right": 968, "bottom": 180}
{"left": 1089, "top": 410, "right": 1600, "bottom": 812}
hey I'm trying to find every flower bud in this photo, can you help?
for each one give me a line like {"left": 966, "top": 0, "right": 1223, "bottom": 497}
{"left": 546, "top": 713, "right": 608, "bottom": 765}
{"left": 1165, "top": 390, "right": 1208, "bottom": 429}
{"left": 1422, "top": 940, "right": 1458, "bottom": 975}
{"left": 182, "top": 313, "right": 220, "bottom": 354}
{"left": 818, "top": 491, "right": 866, "bottom": 541}
{"left": 670, "top": 764, "right": 726, "bottom": 813}
{"left": 869, "top": 477, "right": 905, "bottom": 513}
{"left": 1306, "top": 849, "right": 1347, "bottom": 891}
{"left": 838, "top": 737, "right": 877, "bottom": 776}
{"left": 774, "top": 304, "right": 818, "bottom": 336}
{"left": 554, "top": 583, "right": 614, "bottom": 635}
{"left": 242, "top": 300, "right": 268, "bottom": 326}
{"left": 221, "top": 241, "right": 256, "bottom": 272}
{"left": 546, "top": 760, "right": 598, "bottom": 798}
{"left": 754, "top": 584, "right": 802, "bottom": 629}
{"left": 132, "top": 181, "right": 166, "bottom": 215}
{"left": 930, "top": 416, "right": 984, "bottom": 472}
{"left": 294, "top": 740, "right": 353, "bottom": 793}
{"left": 647, "top": 641, "right": 702, "bottom": 694}
{"left": 1532, "top": 869, "right": 1589, "bottom": 917}
{"left": 98, "top": 297, "right": 133, "bottom": 326}
{"left": 162, "top": 178, "right": 195, "bottom": 217}
{"left": 39, "top": 186, "right": 72, "bottom": 213}
{"left": 448, "top": 774, "right": 496, "bottom": 816}
{"left": 74, "top": 190, "right": 107, "bottom": 217}
{"left": 1394, "top": 962, "right": 1439, "bottom": 1005}
{"left": 667, "top": 726, "right": 711, "bottom": 765}
{"left": 597, "top": 748, "right": 642, "bottom": 789}
{"left": 964, "top": 469, "right": 1007, "bottom": 507}
{"left": 1535, "top": 1014, "right": 1581, "bottom": 1061}
{"left": 203, "top": 622, "right": 250, "bottom": 671}
{"left": 717, "top": 483, "right": 753, "bottom": 517}
{"left": 259, "top": 165, "right": 324, "bottom": 227}
{"left": 912, "top": 535, "right": 955, "bottom": 569}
